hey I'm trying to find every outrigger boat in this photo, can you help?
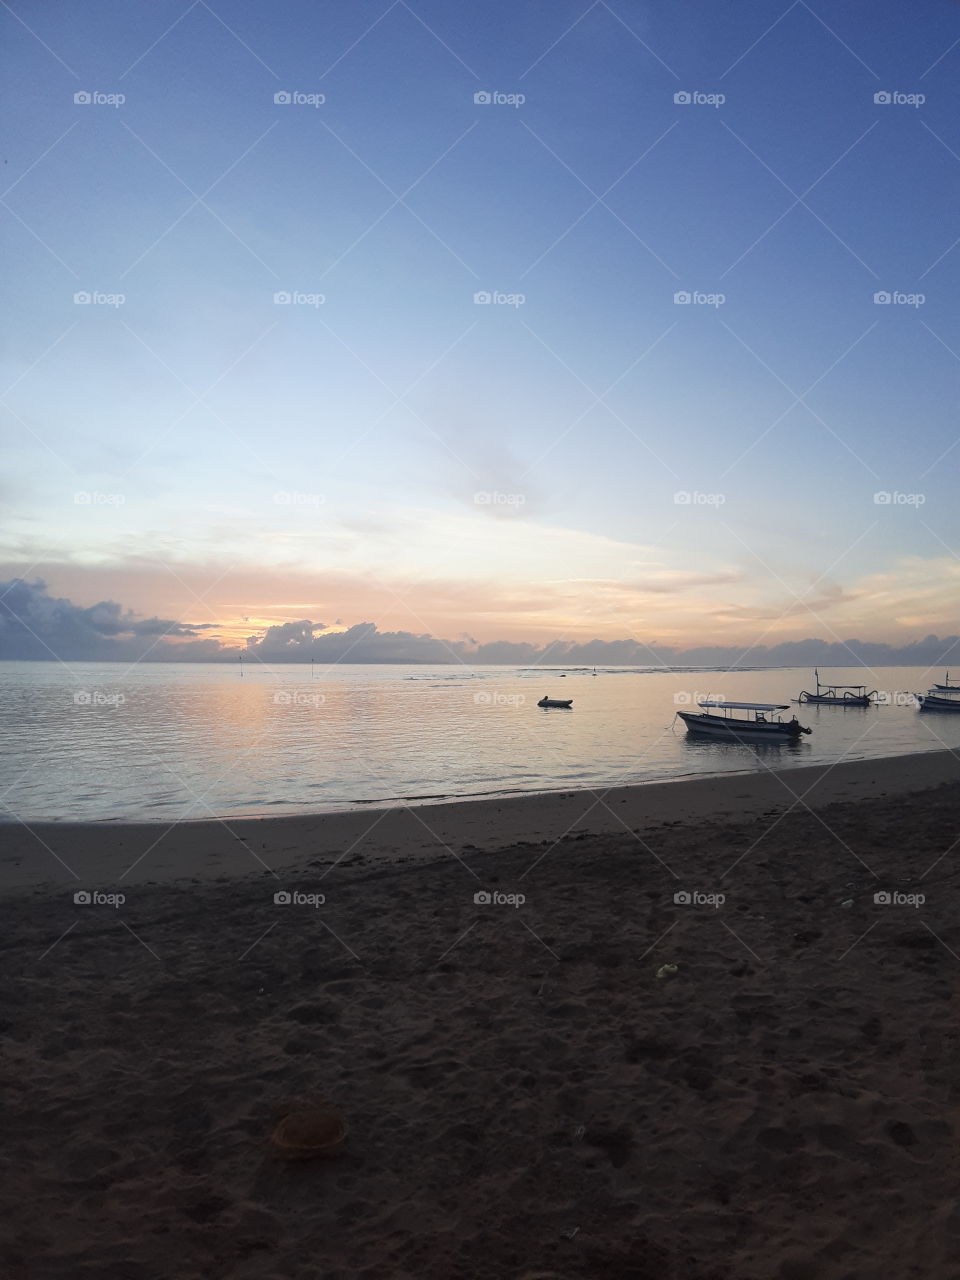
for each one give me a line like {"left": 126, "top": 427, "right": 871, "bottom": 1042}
{"left": 916, "top": 688, "right": 960, "bottom": 712}
{"left": 537, "top": 696, "right": 573, "bottom": 708}
{"left": 796, "top": 669, "right": 877, "bottom": 706}
{"left": 932, "top": 671, "right": 960, "bottom": 692}
{"left": 677, "top": 700, "right": 811, "bottom": 740}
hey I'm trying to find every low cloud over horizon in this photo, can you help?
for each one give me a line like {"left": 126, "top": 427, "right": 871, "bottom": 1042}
{"left": 3, "top": 578, "right": 959, "bottom": 671}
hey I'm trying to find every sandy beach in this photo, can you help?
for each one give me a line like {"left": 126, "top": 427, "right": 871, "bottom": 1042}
{"left": 3, "top": 750, "right": 960, "bottom": 1278}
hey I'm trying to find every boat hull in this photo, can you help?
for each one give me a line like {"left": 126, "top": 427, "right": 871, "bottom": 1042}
{"left": 918, "top": 695, "right": 960, "bottom": 712}
{"left": 798, "top": 694, "right": 871, "bottom": 706}
{"left": 677, "top": 711, "right": 806, "bottom": 739}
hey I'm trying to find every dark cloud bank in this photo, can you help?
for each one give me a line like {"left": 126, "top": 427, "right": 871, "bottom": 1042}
{"left": 2, "top": 578, "right": 959, "bottom": 669}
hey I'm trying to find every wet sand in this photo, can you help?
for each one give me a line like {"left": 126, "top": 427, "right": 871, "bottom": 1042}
{"left": 2, "top": 748, "right": 957, "bottom": 892}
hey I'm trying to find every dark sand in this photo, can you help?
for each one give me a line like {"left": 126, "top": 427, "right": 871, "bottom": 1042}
{"left": 2, "top": 751, "right": 959, "bottom": 1278}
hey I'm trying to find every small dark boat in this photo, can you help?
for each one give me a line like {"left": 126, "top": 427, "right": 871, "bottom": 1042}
{"left": 537, "top": 696, "right": 573, "bottom": 709}
{"left": 932, "top": 671, "right": 960, "bottom": 692}
{"left": 796, "top": 670, "right": 876, "bottom": 706}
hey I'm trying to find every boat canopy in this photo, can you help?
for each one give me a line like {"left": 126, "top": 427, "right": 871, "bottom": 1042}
{"left": 697, "top": 700, "right": 790, "bottom": 711}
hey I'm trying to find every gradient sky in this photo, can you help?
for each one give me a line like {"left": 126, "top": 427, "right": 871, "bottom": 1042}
{"left": 3, "top": 0, "right": 960, "bottom": 655}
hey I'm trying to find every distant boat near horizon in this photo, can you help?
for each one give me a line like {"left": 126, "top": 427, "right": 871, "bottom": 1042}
{"left": 537, "top": 696, "right": 573, "bottom": 709}
{"left": 931, "top": 671, "right": 960, "bottom": 692}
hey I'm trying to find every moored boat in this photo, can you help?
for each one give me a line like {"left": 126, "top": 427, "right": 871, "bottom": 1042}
{"left": 678, "top": 700, "right": 811, "bottom": 740}
{"left": 932, "top": 671, "right": 960, "bottom": 692}
{"left": 796, "top": 669, "right": 877, "bottom": 706}
{"left": 537, "top": 696, "right": 573, "bottom": 708}
{"left": 916, "top": 690, "right": 960, "bottom": 712}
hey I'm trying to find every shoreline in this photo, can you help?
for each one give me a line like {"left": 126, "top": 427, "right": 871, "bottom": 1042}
{"left": 3, "top": 747, "right": 957, "bottom": 893}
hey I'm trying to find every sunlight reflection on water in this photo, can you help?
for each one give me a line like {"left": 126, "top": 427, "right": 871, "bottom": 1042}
{"left": 0, "top": 662, "right": 956, "bottom": 822}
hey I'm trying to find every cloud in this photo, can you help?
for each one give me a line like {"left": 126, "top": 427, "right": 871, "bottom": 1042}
{"left": 246, "top": 620, "right": 460, "bottom": 664}
{"left": 3, "top": 578, "right": 960, "bottom": 669}
{"left": 0, "top": 580, "right": 225, "bottom": 661}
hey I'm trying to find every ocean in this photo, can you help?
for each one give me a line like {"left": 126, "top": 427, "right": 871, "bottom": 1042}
{"left": 0, "top": 662, "right": 955, "bottom": 822}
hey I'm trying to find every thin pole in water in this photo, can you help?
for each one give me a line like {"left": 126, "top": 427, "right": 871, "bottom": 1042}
{"left": 239, "top": 653, "right": 243, "bottom": 679}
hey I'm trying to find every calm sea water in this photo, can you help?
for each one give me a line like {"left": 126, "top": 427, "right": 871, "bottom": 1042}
{"left": 0, "top": 662, "right": 956, "bottom": 823}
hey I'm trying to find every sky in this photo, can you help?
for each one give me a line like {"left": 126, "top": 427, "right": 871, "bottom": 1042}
{"left": 3, "top": 0, "right": 960, "bottom": 662}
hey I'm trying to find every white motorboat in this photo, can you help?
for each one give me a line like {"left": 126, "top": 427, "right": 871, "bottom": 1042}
{"left": 677, "top": 700, "right": 811, "bottom": 740}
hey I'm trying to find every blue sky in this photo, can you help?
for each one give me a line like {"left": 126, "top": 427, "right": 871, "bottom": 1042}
{"left": 3, "top": 0, "right": 960, "bottom": 655}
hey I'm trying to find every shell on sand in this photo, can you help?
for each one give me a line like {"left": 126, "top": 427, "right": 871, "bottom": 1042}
{"left": 270, "top": 1101, "right": 347, "bottom": 1159}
